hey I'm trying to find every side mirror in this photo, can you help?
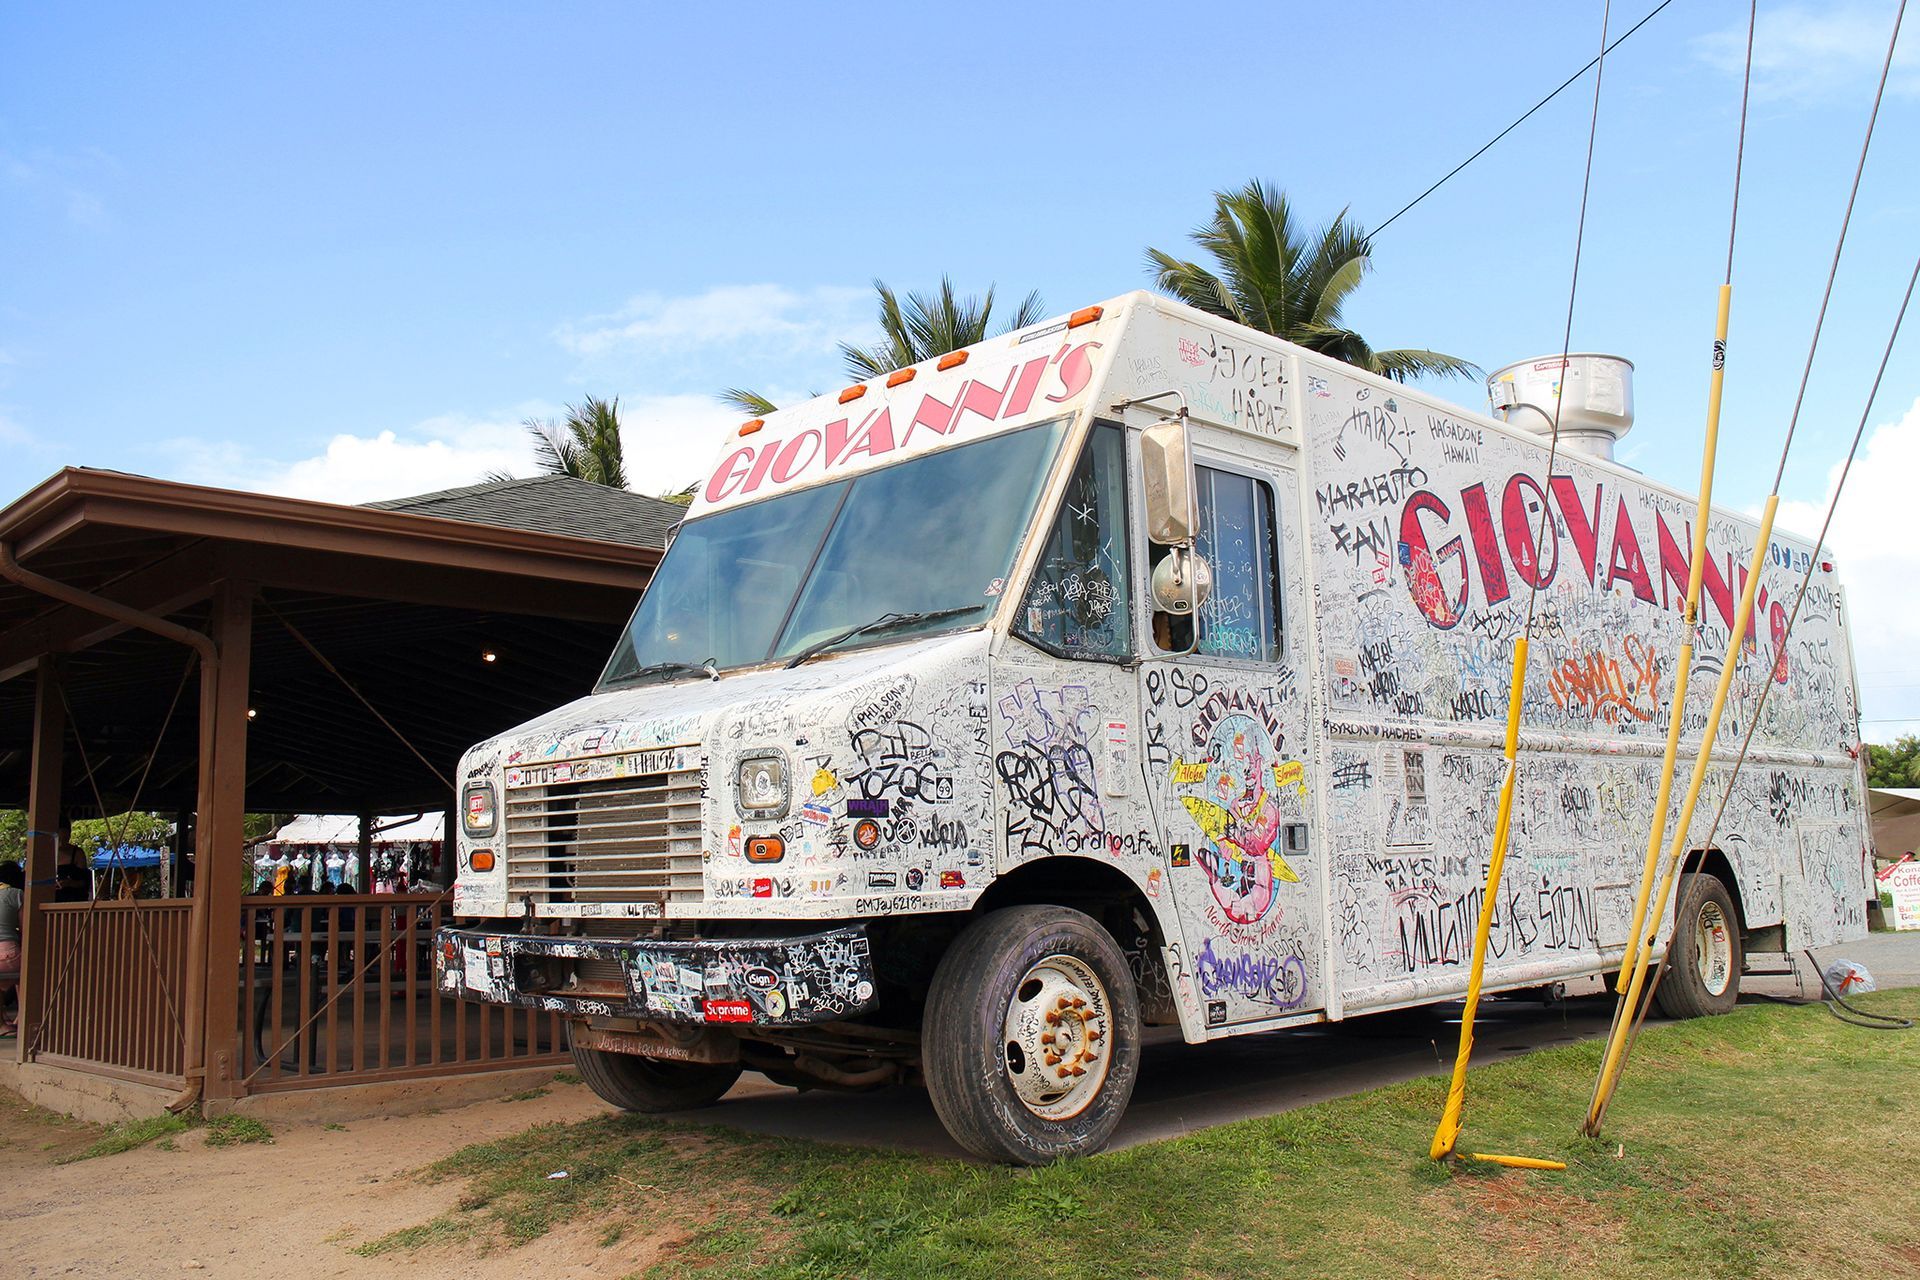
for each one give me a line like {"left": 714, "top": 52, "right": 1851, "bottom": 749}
{"left": 1140, "top": 414, "right": 1196, "bottom": 545}
{"left": 1151, "top": 545, "right": 1212, "bottom": 615}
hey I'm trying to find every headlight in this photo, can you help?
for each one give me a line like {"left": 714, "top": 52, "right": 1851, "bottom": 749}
{"left": 463, "top": 782, "right": 497, "bottom": 838}
{"left": 735, "top": 752, "right": 790, "bottom": 817}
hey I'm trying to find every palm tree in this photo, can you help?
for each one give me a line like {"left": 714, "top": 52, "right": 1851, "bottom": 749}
{"left": 1146, "top": 180, "right": 1478, "bottom": 382}
{"left": 491, "top": 395, "right": 629, "bottom": 489}
{"left": 719, "top": 278, "right": 1045, "bottom": 416}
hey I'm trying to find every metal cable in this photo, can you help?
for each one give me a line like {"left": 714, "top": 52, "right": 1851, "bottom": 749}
{"left": 1770, "top": 0, "right": 1906, "bottom": 493}
{"left": 1624, "top": 250, "right": 1918, "bottom": 1061}
{"left": 1367, "top": 0, "right": 1677, "bottom": 244}
{"left": 1593, "top": 0, "right": 1908, "bottom": 1122}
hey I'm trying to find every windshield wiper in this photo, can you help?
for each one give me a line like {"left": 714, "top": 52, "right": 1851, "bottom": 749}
{"left": 623, "top": 659, "right": 720, "bottom": 684}
{"left": 784, "top": 607, "right": 977, "bottom": 669}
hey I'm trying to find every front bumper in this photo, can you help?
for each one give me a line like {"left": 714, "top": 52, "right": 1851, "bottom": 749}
{"left": 433, "top": 925, "right": 877, "bottom": 1027}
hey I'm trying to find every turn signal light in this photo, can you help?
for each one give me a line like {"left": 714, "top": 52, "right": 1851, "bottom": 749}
{"left": 738, "top": 419, "right": 764, "bottom": 436}
{"left": 470, "top": 850, "right": 496, "bottom": 872}
{"left": 745, "top": 836, "right": 786, "bottom": 864}
{"left": 838, "top": 384, "right": 867, "bottom": 403}
{"left": 886, "top": 367, "right": 916, "bottom": 387}
{"left": 936, "top": 350, "right": 968, "bottom": 371}
{"left": 1068, "top": 305, "right": 1104, "bottom": 329}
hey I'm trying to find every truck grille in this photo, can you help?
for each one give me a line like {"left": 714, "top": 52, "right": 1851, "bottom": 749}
{"left": 504, "top": 757, "right": 705, "bottom": 909}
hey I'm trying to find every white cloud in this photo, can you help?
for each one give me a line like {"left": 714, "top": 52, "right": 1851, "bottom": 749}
{"left": 158, "top": 392, "right": 747, "bottom": 507}
{"left": 1777, "top": 394, "right": 1920, "bottom": 737}
{"left": 1696, "top": 3, "right": 1920, "bottom": 103}
{"left": 556, "top": 283, "right": 869, "bottom": 360}
{"left": 163, "top": 412, "right": 539, "bottom": 505}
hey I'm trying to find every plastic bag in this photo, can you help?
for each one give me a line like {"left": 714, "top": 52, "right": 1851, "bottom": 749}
{"left": 1822, "top": 960, "right": 1876, "bottom": 996}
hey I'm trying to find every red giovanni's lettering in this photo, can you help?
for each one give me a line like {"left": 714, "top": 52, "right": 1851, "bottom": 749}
{"left": 703, "top": 342, "right": 1102, "bottom": 504}
{"left": 1399, "top": 473, "right": 1756, "bottom": 634}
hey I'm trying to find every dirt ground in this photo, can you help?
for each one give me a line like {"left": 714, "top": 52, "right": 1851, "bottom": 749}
{"left": 2, "top": 1079, "right": 658, "bottom": 1280}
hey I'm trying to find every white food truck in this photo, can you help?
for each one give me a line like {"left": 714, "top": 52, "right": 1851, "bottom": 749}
{"left": 435, "top": 291, "right": 1872, "bottom": 1163}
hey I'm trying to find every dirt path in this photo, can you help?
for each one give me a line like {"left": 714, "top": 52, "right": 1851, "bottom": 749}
{"left": 2, "top": 1080, "right": 666, "bottom": 1279}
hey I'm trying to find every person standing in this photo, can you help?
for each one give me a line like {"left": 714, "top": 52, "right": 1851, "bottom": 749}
{"left": 0, "top": 861, "right": 23, "bottom": 1038}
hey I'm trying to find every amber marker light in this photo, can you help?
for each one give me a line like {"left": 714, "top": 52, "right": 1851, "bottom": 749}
{"left": 738, "top": 419, "right": 765, "bottom": 436}
{"left": 1067, "top": 305, "right": 1104, "bottom": 329}
{"left": 936, "top": 350, "right": 968, "bottom": 371}
{"left": 886, "top": 367, "right": 916, "bottom": 387}
{"left": 470, "top": 850, "right": 496, "bottom": 872}
{"left": 838, "top": 384, "right": 867, "bottom": 403}
{"left": 745, "top": 836, "right": 786, "bottom": 863}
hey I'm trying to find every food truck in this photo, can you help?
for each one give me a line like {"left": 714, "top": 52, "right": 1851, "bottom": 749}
{"left": 435, "top": 291, "right": 1872, "bottom": 1163}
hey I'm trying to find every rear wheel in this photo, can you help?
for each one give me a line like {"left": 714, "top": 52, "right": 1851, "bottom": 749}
{"left": 1654, "top": 873, "right": 1742, "bottom": 1019}
{"left": 569, "top": 1036, "right": 743, "bottom": 1111}
{"left": 923, "top": 905, "right": 1141, "bottom": 1164}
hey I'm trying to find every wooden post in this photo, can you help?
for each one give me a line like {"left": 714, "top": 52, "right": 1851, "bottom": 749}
{"left": 18, "top": 656, "right": 65, "bottom": 1063}
{"left": 195, "top": 581, "right": 254, "bottom": 1101}
{"left": 357, "top": 811, "right": 373, "bottom": 891}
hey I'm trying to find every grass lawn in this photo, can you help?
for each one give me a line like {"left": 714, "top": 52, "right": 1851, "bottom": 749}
{"left": 363, "top": 991, "right": 1920, "bottom": 1279}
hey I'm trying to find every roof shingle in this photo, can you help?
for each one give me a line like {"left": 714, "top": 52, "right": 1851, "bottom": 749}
{"left": 366, "top": 475, "right": 683, "bottom": 549}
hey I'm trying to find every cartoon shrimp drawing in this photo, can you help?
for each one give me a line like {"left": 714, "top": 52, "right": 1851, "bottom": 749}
{"left": 1179, "top": 713, "right": 1299, "bottom": 924}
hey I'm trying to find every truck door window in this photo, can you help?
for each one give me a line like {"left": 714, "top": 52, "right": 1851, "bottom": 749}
{"left": 1017, "top": 424, "right": 1132, "bottom": 659}
{"left": 1153, "top": 466, "right": 1284, "bottom": 661}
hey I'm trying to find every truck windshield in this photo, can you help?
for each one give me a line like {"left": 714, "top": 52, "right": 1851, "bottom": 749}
{"left": 600, "top": 418, "right": 1068, "bottom": 687}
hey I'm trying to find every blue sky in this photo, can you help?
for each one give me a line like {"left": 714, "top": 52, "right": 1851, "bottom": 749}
{"left": 2, "top": 1, "right": 1916, "bottom": 732}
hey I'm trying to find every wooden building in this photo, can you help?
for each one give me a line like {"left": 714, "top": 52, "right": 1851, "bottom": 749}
{"left": 0, "top": 468, "right": 676, "bottom": 1115}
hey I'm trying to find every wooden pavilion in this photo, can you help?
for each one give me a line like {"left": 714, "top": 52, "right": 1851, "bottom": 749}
{"left": 0, "top": 467, "right": 675, "bottom": 1114}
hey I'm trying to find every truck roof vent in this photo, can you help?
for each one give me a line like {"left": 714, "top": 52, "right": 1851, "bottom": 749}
{"left": 1487, "top": 353, "right": 1634, "bottom": 461}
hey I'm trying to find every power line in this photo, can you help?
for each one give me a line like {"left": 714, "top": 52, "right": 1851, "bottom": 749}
{"left": 1366, "top": 0, "right": 1680, "bottom": 244}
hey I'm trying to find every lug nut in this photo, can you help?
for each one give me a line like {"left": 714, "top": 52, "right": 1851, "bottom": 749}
{"left": 1086, "top": 1027, "right": 1102, "bottom": 1041}
{"left": 1041, "top": 1032, "right": 1056, "bottom": 1045}
{"left": 1045, "top": 1010, "right": 1062, "bottom": 1025}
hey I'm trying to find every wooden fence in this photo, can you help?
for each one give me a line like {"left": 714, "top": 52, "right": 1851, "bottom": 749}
{"left": 35, "top": 900, "right": 191, "bottom": 1085}
{"left": 237, "top": 893, "right": 566, "bottom": 1091}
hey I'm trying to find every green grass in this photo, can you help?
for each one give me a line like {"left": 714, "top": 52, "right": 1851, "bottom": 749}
{"left": 357, "top": 991, "right": 1920, "bottom": 1279}
{"left": 202, "top": 1114, "right": 273, "bottom": 1147}
{"left": 501, "top": 1086, "right": 552, "bottom": 1102}
{"left": 58, "top": 1113, "right": 194, "bottom": 1163}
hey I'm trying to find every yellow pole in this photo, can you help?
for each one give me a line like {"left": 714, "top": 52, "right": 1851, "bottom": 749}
{"left": 1584, "top": 496, "right": 1776, "bottom": 1136}
{"left": 1430, "top": 638, "right": 1528, "bottom": 1160}
{"left": 1615, "top": 285, "right": 1732, "bottom": 988}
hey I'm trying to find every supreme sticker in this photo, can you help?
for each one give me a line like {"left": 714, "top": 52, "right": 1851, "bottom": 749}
{"left": 701, "top": 999, "right": 754, "bottom": 1023}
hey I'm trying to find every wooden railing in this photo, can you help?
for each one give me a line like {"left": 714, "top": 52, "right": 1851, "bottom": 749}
{"left": 35, "top": 900, "right": 191, "bottom": 1085}
{"left": 238, "top": 894, "right": 566, "bottom": 1091}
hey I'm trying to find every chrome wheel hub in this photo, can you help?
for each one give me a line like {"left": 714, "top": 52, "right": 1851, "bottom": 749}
{"left": 1695, "top": 898, "right": 1732, "bottom": 996}
{"left": 1002, "top": 953, "right": 1113, "bottom": 1121}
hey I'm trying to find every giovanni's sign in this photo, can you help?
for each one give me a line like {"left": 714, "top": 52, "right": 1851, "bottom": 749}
{"left": 695, "top": 333, "right": 1105, "bottom": 515}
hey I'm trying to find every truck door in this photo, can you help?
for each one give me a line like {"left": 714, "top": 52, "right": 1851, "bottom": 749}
{"left": 1139, "top": 446, "right": 1320, "bottom": 1029}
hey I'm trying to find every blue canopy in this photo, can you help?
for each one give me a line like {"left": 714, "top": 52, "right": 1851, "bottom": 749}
{"left": 90, "top": 845, "right": 164, "bottom": 869}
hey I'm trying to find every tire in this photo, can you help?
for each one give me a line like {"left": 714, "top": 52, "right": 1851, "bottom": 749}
{"left": 1654, "top": 873, "right": 1743, "bottom": 1019}
{"left": 923, "top": 905, "right": 1141, "bottom": 1164}
{"left": 569, "top": 1036, "right": 743, "bottom": 1112}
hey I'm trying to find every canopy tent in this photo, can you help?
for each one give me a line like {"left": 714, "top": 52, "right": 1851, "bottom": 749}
{"left": 88, "top": 845, "right": 164, "bottom": 869}
{"left": 1870, "top": 787, "right": 1920, "bottom": 865}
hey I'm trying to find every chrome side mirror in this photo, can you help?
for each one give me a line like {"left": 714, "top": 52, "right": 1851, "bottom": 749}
{"left": 1141, "top": 413, "right": 1196, "bottom": 546}
{"left": 1151, "top": 545, "right": 1212, "bottom": 615}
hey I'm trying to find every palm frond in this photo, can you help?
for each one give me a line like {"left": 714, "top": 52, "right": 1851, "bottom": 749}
{"left": 1370, "top": 348, "right": 1484, "bottom": 383}
{"left": 718, "top": 387, "right": 779, "bottom": 416}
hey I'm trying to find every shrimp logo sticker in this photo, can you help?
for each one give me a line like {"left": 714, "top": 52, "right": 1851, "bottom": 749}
{"left": 1176, "top": 710, "right": 1300, "bottom": 925}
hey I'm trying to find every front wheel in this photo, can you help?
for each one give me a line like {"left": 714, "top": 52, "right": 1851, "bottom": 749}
{"left": 923, "top": 905, "right": 1141, "bottom": 1164}
{"left": 569, "top": 1036, "right": 743, "bottom": 1112}
{"left": 1654, "top": 873, "right": 1742, "bottom": 1019}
